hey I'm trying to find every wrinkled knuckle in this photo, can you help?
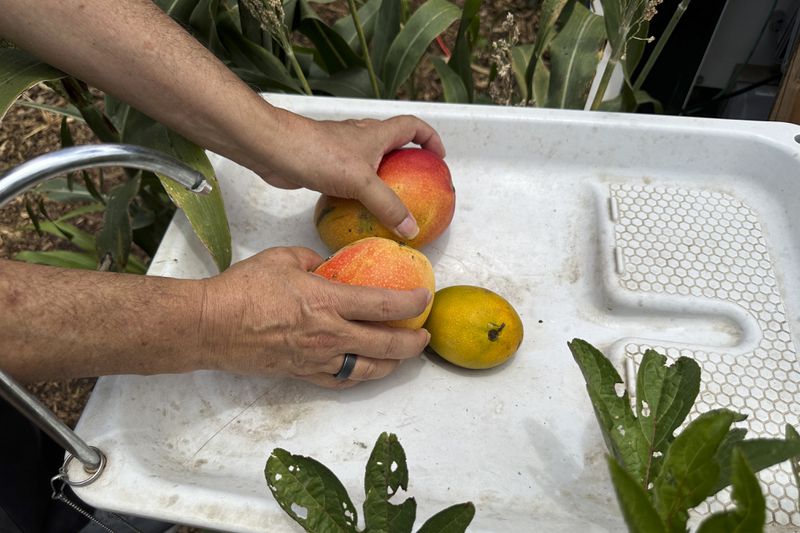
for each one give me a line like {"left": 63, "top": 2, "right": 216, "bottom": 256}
{"left": 360, "top": 358, "right": 382, "bottom": 380}
{"left": 382, "top": 333, "right": 399, "bottom": 359}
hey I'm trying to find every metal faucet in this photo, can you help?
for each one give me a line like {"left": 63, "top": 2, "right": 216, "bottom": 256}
{"left": 0, "top": 144, "right": 212, "bottom": 477}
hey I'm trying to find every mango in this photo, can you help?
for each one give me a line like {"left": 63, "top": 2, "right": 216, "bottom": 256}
{"left": 314, "top": 237, "right": 435, "bottom": 329}
{"left": 315, "top": 148, "right": 456, "bottom": 252}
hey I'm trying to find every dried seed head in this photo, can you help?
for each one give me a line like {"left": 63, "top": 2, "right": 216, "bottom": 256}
{"left": 643, "top": 0, "right": 663, "bottom": 22}
{"left": 241, "top": 0, "right": 285, "bottom": 36}
{"left": 489, "top": 12, "right": 520, "bottom": 106}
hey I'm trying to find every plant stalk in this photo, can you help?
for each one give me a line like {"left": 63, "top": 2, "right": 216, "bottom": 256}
{"left": 589, "top": 53, "right": 619, "bottom": 111}
{"left": 347, "top": 0, "right": 381, "bottom": 98}
{"left": 278, "top": 33, "right": 312, "bottom": 95}
{"left": 633, "top": 0, "right": 692, "bottom": 91}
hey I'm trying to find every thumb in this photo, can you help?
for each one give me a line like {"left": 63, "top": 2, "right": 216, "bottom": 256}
{"left": 356, "top": 174, "right": 419, "bottom": 240}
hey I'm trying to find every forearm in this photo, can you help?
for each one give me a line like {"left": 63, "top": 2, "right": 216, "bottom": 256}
{"left": 0, "top": 259, "right": 206, "bottom": 382}
{"left": 0, "top": 0, "right": 289, "bottom": 176}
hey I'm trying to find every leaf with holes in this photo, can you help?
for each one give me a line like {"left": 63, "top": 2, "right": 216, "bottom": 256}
{"left": 568, "top": 339, "right": 650, "bottom": 485}
{"left": 362, "top": 432, "right": 416, "bottom": 532}
{"left": 266, "top": 448, "right": 358, "bottom": 533}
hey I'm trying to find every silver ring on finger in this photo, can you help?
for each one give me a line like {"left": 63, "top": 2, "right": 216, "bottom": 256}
{"left": 334, "top": 353, "right": 358, "bottom": 380}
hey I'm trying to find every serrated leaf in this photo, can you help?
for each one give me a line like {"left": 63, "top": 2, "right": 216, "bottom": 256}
{"left": 448, "top": 0, "right": 481, "bottom": 101}
{"left": 568, "top": 339, "right": 650, "bottom": 485}
{"left": 96, "top": 175, "right": 140, "bottom": 272}
{"left": 636, "top": 351, "right": 700, "bottom": 479}
{"left": 653, "top": 409, "right": 740, "bottom": 532}
{"left": 430, "top": 56, "right": 468, "bottom": 103}
{"left": 333, "top": 0, "right": 382, "bottom": 53}
{"left": 696, "top": 449, "right": 766, "bottom": 533}
{"left": 545, "top": 1, "right": 606, "bottom": 109}
{"left": 363, "top": 488, "right": 416, "bottom": 533}
{"left": 607, "top": 457, "right": 667, "bottom": 533}
{"left": 416, "top": 502, "right": 475, "bottom": 533}
{"left": 120, "top": 107, "right": 231, "bottom": 272}
{"left": 712, "top": 437, "right": 800, "bottom": 496}
{"left": 0, "top": 48, "right": 65, "bottom": 121}
{"left": 787, "top": 425, "right": 800, "bottom": 495}
{"left": 265, "top": 448, "right": 358, "bottom": 533}
{"left": 14, "top": 250, "right": 96, "bottom": 270}
{"left": 382, "top": 0, "right": 461, "bottom": 97}
{"left": 364, "top": 432, "right": 409, "bottom": 499}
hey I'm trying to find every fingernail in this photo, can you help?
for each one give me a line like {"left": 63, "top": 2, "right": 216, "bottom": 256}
{"left": 395, "top": 215, "right": 419, "bottom": 239}
{"left": 424, "top": 330, "right": 431, "bottom": 345}
{"left": 425, "top": 290, "right": 433, "bottom": 304}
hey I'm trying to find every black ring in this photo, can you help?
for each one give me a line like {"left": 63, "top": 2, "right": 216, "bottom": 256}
{"left": 334, "top": 353, "right": 357, "bottom": 380}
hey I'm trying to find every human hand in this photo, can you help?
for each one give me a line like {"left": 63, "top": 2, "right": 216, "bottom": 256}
{"left": 197, "top": 246, "right": 432, "bottom": 388}
{"left": 253, "top": 112, "right": 446, "bottom": 240}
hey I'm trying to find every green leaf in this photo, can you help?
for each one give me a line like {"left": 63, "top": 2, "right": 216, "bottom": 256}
{"left": 96, "top": 175, "right": 140, "bottom": 272}
{"left": 382, "top": 0, "right": 460, "bottom": 97}
{"left": 712, "top": 437, "right": 800, "bottom": 496}
{"left": 599, "top": 82, "right": 662, "bottom": 113}
{"left": 599, "top": 0, "right": 646, "bottom": 65}
{"left": 333, "top": 0, "right": 382, "bottom": 53}
{"left": 370, "top": 0, "right": 401, "bottom": 74}
{"left": 531, "top": 59, "right": 550, "bottom": 109}
{"left": 653, "top": 409, "right": 741, "bottom": 532}
{"left": 511, "top": 45, "right": 534, "bottom": 103}
{"left": 545, "top": 1, "right": 606, "bottom": 109}
{"left": 788, "top": 425, "right": 800, "bottom": 494}
{"left": 525, "top": 0, "right": 569, "bottom": 104}
{"left": 607, "top": 457, "right": 667, "bottom": 533}
{"left": 430, "top": 56, "right": 468, "bottom": 103}
{"left": 309, "top": 67, "right": 379, "bottom": 98}
{"left": 0, "top": 48, "right": 65, "bottom": 121}
{"left": 14, "top": 250, "right": 96, "bottom": 270}
{"left": 296, "top": 0, "right": 364, "bottom": 74}
{"left": 696, "top": 449, "right": 766, "bottom": 533}
{"left": 363, "top": 489, "right": 416, "bottom": 533}
{"left": 216, "top": 12, "right": 302, "bottom": 93}
{"left": 12, "top": 99, "right": 82, "bottom": 120}
{"left": 32, "top": 221, "right": 96, "bottom": 254}
{"left": 416, "top": 502, "right": 475, "bottom": 533}
{"left": 636, "top": 351, "right": 700, "bottom": 470}
{"left": 120, "top": 107, "right": 232, "bottom": 272}
{"left": 447, "top": 0, "right": 481, "bottom": 101}
{"left": 364, "top": 432, "right": 408, "bottom": 499}
{"left": 265, "top": 448, "right": 358, "bottom": 533}
{"left": 54, "top": 203, "right": 105, "bottom": 221}
{"left": 568, "top": 339, "right": 650, "bottom": 485}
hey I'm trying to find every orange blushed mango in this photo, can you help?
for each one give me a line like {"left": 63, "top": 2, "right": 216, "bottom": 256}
{"left": 315, "top": 148, "right": 456, "bottom": 252}
{"left": 314, "top": 237, "right": 435, "bottom": 329}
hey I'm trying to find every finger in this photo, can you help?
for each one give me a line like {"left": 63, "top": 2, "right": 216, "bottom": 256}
{"left": 285, "top": 246, "right": 325, "bottom": 271}
{"left": 323, "top": 354, "right": 402, "bottom": 381}
{"left": 382, "top": 115, "right": 446, "bottom": 158}
{"left": 342, "top": 323, "right": 429, "bottom": 361}
{"left": 355, "top": 174, "right": 420, "bottom": 239}
{"left": 301, "top": 373, "right": 359, "bottom": 389}
{"left": 332, "top": 285, "right": 432, "bottom": 322}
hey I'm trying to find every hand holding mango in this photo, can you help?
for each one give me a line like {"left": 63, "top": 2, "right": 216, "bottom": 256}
{"left": 313, "top": 149, "right": 524, "bottom": 371}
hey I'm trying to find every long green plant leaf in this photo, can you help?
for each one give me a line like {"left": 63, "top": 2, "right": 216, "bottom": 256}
{"left": 525, "top": 0, "right": 569, "bottom": 104}
{"left": 416, "top": 502, "right": 475, "bottom": 533}
{"left": 511, "top": 45, "right": 534, "bottom": 103}
{"left": 695, "top": 449, "right": 766, "bottom": 533}
{"left": 96, "top": 175, "right": 140, "bottom": 272}
{"left": 607, "top": 457, "right": 667, "bottom": 533}
{"left": 266, "top": 448, "right": 359, "bottom": 533}
{"left": 309, "top": 67, "right": 379, "bottom": 98}
{"left": 13, "top": 99, "right": 82, "bottom": 120}
{"left": 14, "top": 250, "right": 97, "bottom": 270}
{"left": 545, "top": 1, "right": 606, "bottom": 109}
{"left": 448, "top": 0, "right": 481, "bottom": 101}
{"left": 0, "top": 48, "right": 65, "bottom": 120}
{"left": 333, "top": 0, "right": 382, "bottom": 53}
{"left": 382, "top": 0, "right": 461, "bottom": 97}
{"left": 119, "top": 105, "right": 231, "bottom": 272}
{"left": 370, "top": 0, "right": 401, "bottom": 74}
{"left": 430, "top": 56, "right": 468, "bottom": 103}
{"left": 295, "top": 0, "right": 364, "bottom": 74}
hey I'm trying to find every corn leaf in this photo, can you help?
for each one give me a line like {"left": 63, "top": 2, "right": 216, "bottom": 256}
{"left": 525, "top": 0, "right": 569, "bottom": 104}
{"left": 33, "top": 221, "right": 96, "bottom": 254}
{"left": 295, "top": 0, "right": 364, "bottom": 74}
{"left": 607, "top": 457, "right": 667, "bottom": 533}
{"left": 430, "top": 56, "right": 469, "bottom": 103}
{"left": 382, "top": 0, "right": 461, "bottom": 97}
{"left": 545, "top": 1, "right": 606, "bottom": 109}
{"left": 333, "top": 0, "right": 383, "bottom": 53}
{"left": 0, "top": 48, "right": 65, "bottom": 121}
{"left": 448, "top": 0, "right": 481, "bottom": 101}
{"left": 13, "top": 250, "right": 96, "bottom": 270}
{"left": 265, "top": 448, "right": 358, "bottom": 533}
{"left": 120, "top": 107, "right": 232, "bottom": 272}
{"left": 511, "top": 45, "right": 534, "bottom": 102}
{"left": 309, "top": 67, "right": 379, "bottom": 98}
{"left": 695, "top": 449, "right": 766, "bottom": 533}
{"left": 370, "top": 0, "right": 401, "bottom": 74}
{"left": 416, "top": 502, "right": 475, "bottom": 533}
{"left": 13, "top": 99, "right": 82, "bottom": 120}
{"left": 96, "top": 175, "right": 140, "bottom": 272}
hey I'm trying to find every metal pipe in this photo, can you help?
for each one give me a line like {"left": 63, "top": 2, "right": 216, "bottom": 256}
{"left": 0, "top": 144, "right": 213, "bottom": 472}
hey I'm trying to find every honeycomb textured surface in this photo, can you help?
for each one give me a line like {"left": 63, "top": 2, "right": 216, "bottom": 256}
{"left": 610, "top": 183, "right": 799, "bottom": 526}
